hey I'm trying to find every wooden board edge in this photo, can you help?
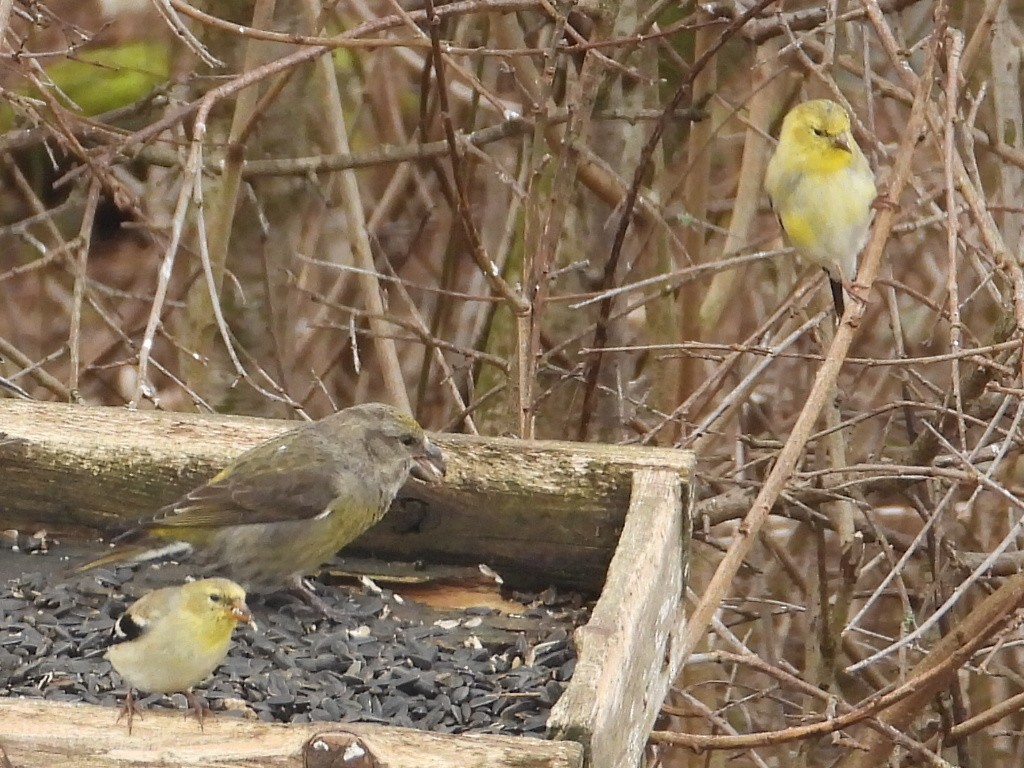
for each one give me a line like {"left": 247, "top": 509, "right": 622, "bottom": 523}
{"left": 546, "top": 466, "right": 690, "bottom": 766}
{"left": 0, "top": 400, "right": 695, "bottom": 473}
{"left": 0, "top": 698, "right": 584, "bottom": 768}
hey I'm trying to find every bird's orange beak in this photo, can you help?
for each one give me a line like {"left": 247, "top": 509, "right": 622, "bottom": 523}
{"left": 411, "top": 439, "right": 446, "bottom": 483}
{"left": 230, "top": 600, "right": 257, "bottom": 630}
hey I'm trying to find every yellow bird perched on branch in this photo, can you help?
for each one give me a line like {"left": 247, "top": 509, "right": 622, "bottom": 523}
{"left": 765, "top": 99, "right": 877, "bottom": 316}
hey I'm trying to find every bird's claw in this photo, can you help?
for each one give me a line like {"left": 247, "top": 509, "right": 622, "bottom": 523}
{"left": 870, "top": 194, "right": 898, "bottom": 212}
{"left": 843, "top": 278, "right": 870, "bottom": 307}
{"left": 185, "top": 691, "right": 210, "bottom": 731}
{"left": 116, "top": 689, "right": 142, "bottom": 735}
{"left": 288, "top": 575, "right": 346, "bottom": 621}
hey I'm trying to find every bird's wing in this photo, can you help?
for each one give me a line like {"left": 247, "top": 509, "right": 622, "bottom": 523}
{"left": 109, "top": 586, "right": 174, "bottom": 645}
{"left": 144, "top": 435, "right": 358, "bottom": 530}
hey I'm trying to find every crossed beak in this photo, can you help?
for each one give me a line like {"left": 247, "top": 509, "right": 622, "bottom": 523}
{"left": 411, "top": 439, "right": 446, "bottom": 484}
{"left": 230, "top": 600, "right": 257, "bottom": 630}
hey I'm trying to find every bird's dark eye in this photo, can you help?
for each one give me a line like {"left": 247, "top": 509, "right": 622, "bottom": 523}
{"left": 400, "top": 434, "right": 418, "bottom": 447}
{"left": 813, "top": 128, "right": 827, "bottom": 137}
{"left": 209, "top": 593, "right": 222, "bottom": 603}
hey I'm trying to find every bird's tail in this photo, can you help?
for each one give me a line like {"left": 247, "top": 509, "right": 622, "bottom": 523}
{"left": 75, "top": 540, "right": 193, "bottom": 573}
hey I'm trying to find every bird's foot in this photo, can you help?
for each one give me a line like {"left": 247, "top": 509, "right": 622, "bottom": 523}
{"left": 837, "top": 278, "right": 870, "bottom": 328}
{"left": 871, "top": 194, "right": 899, "bottom": 212}
{"left": 184, "top": 690, "right": 210, "bottom": 731}
{"left": 843, "top": 277, "right": 871, "bottom": 308}
{"left": 288, "top": 575, "right": 345, "bottom": 621}
{"left": 115, "top": 688, "right": 142, "bottom": 735}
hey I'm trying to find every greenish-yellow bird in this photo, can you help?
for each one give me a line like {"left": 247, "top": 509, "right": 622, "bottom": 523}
{"left": 80, "top": 403, "right": 446, "bottom": 595}
{"left": 765, "top": 99, "right": 876, "bottom": 316}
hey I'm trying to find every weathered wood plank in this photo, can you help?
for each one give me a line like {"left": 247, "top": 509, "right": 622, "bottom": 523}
{"left": 547, "top": 467, "right": 691, "bottom": 766}
{"left": 0, "top": 699, "right": 583, "bottom": 768}
{"left": 0, "top": 400, "right": 694, "bottom": 591}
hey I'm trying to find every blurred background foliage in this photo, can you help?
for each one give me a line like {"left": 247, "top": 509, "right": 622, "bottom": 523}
{"left": 3, "top": 0, "right": 1024, "bottom": 765}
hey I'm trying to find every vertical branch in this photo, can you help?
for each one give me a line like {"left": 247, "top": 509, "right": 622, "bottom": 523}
{"left": 943, "top": 30, "right": 965, "bottom": 448}
{"left": 68, "top": 181, "right": 101, "bottom": 403}
{"left": 181, "top": 0, "right": 277, "bottom": 407}
{"left": 674, "top": 5, "right": 719, "bottom": 441}
{"left": 520, "top": 1, "right": 571, "bottom": 439}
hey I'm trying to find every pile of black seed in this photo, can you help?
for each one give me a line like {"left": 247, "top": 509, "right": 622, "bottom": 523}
{"left": 0, "top": 566, "right": 588, "bottom": 735}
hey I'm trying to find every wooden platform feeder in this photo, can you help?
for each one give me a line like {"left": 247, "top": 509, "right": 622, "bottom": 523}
{"left": 0, "top": 401, "right": 693, "bottom": 768}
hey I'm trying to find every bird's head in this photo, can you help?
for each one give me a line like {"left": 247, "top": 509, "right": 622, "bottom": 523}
{"left": 346, "top": 403, "right": 447, "bottom": 484}
{"left": 186, "top": 578, "right": 256, "bottom": 631}
{"left": 781, "top": 99, "right": 859, "bottom": 168}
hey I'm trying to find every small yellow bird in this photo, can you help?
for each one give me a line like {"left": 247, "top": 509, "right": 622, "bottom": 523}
{"left": 765, "top": 99, "right": 877, "bottom": 316}
{"left": 78, "top": 403, "right": 446, "bottom": 607}
{"left": 105, "top": 578, "right": 254, "bottom": 733}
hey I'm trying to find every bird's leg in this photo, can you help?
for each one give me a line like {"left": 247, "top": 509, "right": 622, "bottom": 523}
{"left": 184, "top": 689, "right": 210, "bottom": 731}
{"left": 115, "top": 688, "right": 141, "bottom": 734}
{"left": 288, "top": 574, "right": 344, "bottom": 620}
{"left": 828, "top": 276, "right": 846, "bottom": 317}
